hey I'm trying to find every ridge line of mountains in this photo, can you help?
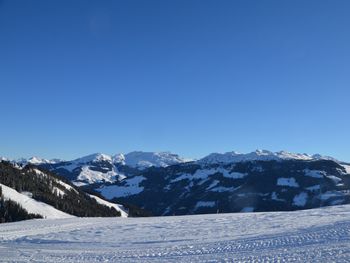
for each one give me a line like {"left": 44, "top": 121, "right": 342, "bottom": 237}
{"left": 2, "top": 149, "right": 342, "bottom": 168}
{"left": 1, "top": 150, "right": 350, "bottom": 220}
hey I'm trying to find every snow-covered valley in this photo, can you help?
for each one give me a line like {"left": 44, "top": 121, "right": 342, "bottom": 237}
{"left": 1, "top": 204, "right": 350, "bottom": 262}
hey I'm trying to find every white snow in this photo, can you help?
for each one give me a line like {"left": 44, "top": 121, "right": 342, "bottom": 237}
{"left": 326, "top": 175, "right": 342, "bottom": 184}
{"left": 9, "top": 151, "right": 190, "bottom": 171}
{"left": 52, "top": 186, "right": 66, "bottom": 197}
{"left": 171, "top": 167, "right": 246, "bottom": 184}
{"left": 210, "top": 186, "right": 239, "bottom": 192}
{"left": 37, "top": 151, "right": 188, "bottom": 185}
{"left": 0, "top": 183, "right": 73, "bottom": 219}
{"left": 74, "top": 153, "right": 112, "bottom": 164}
{"left": 112, "top": 153, "right": 126, "bottom": 165}
{"left": 223, "top": 171, "right": 247, "bottom": 179}
{"left": 29, "top": 168, "right": 47, "bottom": 178}
{"left": 56, "top": 179, "right": 78, "bottom": 194}
{"left": 97, "top": 176, "right": 146, "bottom": 199}
{"left": 0, "top": 156, "right": 9, "bottom": 161}
{"left": 72, "top": 181, "right": 88, "bottom": 187}
{"left": 6, "top": 150, "right": 346, "bottom": 173}
{"left": 56, "top": 154, "right": 115, "bottom": 179}
{"left": 293, "top": 192, "right": 308, "bottom": 207}
{"left": 342, "top": 164, "right": 350, "bottom": 174}
{"left": 2, "top": 205, "right": 350, "bottom": 262}
{"left": 170, "top": 169, "right": 212, "bottom": 183}
{"left": 77, "top": 166, "right": 118, "bottom": 184}
{"left": 206, "top": 180, "right": 220, "bottom": 190}
{"left": 303, "top": 169, "right": 325, "bottom": 178}
{"left": 88, "top": 194, "right": 128, "bottom": 218}
{"left": 122, "top": 151, "right": 190, "bottom": 169}
{"left": 320, "top": 191, "right": 346, "bottom": 201}
{"left": 15, "top": 157, "right": 63, "bottom": 165}
{"left": 199, "top": 150, "right": 337, "bottom": 164}
{"left": 277, "top": 177, "right": 299, "bottom": 187}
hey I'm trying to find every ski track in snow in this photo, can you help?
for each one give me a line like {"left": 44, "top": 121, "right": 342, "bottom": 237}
{"left": 1, "top": 205, "right": 350, "bottom": 262}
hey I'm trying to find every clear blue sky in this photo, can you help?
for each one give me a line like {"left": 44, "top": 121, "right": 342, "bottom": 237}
{"left": 1, "top": 0, "right": 350, "bottom": 161}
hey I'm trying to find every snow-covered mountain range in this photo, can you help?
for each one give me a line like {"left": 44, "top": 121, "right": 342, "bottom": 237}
{"left": 198, "top": 150, "right": 339, "bottom": 164}
{"left": 2, "top": 150, "right": 349, "bottom": 217}
{"left": 3, "top": 150, "right": 342, "bottom": 185}
{"left": 6, "top": 149, "right": 339, "bottom": 167}
{"left": 11, "top": 151, "right": 190, "bottom": 168}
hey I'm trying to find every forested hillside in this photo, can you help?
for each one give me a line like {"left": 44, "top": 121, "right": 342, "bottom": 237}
{"left": 0, "top": 185, "right": 42, "bottom": 223}
{"left": 0, "top": 161, "right": 123, "bottom": 222}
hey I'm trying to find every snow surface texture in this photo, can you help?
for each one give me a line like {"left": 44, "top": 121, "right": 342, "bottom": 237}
{"left": 0, "top": 205, "right": 350, "bottom": 262}
{"left": 0, "top": 184, "right": 73, "bottom": 219}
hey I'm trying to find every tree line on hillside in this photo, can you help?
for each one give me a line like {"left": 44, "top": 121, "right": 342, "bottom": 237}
{"left": 0, "top": 161, "right": 121, "bottom": 218}
{"left": 0, "top": 185, "right": 42, "bottom": 223}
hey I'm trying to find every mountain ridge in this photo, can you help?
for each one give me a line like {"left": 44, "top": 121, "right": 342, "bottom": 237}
{"left": 3, "top": 149, "right": 344, "bottom": 167}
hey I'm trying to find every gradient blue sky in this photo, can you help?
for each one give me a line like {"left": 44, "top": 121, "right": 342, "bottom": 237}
{"left": 1, "top": 0, "right": 350, "bottom": 161}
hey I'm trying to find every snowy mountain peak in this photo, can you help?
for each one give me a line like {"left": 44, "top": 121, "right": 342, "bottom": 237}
{"left": 123, "top": 151, "right": 189, "bottom": 169}
{"left": 68, "top": 151, "right": 189, "bottom": 168}
{"left": 73, "top": 153, "right": 112, "bottom": 164}
{"left": 198, "top": 150, "right": 337, "bottom": 164}
{"left": 14, "top": 157, "right": 63, "bottom": 165}
{"left": 112, "top": 153, "right": 126, "bottom": 165}
{"left": 28, "top": 157, "right": 50, "bottom": 164}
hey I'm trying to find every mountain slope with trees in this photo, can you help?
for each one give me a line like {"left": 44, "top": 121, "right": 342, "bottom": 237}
{"left": 0, "top": 161, "right": 127, "bottom": 223}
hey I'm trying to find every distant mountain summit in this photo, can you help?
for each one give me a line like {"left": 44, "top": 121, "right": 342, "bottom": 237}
{"left": 120, "top": 151, "right": 189, "bottom": 169}
{"left": 15, "top": 157, "right": 64, "bottom": 165}
{"left": 15, "top": 151, "right": 191, "bottom": 185}
{"left": 3, "top": 150, "right": 349, "bottom": 217}
{"left": 7, "top": 149, "right": 339, "bottom": 168}
{"left": 198, "top": 150, "right": 338, "bottom": 164}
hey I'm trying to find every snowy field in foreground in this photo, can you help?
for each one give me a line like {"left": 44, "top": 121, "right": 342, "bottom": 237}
{"left": 1, "top": 205, "right": 350, "bottom": 262}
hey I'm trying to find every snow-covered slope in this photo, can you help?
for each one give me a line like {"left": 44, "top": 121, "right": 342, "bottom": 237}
{"left": 0, "top": 183, "right": 73, "bottom": 219}
{"left": 0, "top": 204, "right": 349, "bottom": 262}
{"left": 0, "top": 162, "right": 126, "bottom": 219}
{"left": 342, "top": 163, "right": 350, "bottom": 174}
{"left": 35, "top": 151, "right": 190, "bottom": 185}
{"left": 88, "top": 194, "right": 128, "bottom": 217}
{"left": 121, "top": 151, "right": 190, "bottom": 169}
{"left": 52, "top": 153, "right": 123, "bottom": 185}
{"left": 16, "top": 157, "right": 63, "bottom": 165}
{"left": 0, "top": 157, "right": 9, "bottom": 162}
{"left": 199, "top": 150, "right": 337, "bottom": 164}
